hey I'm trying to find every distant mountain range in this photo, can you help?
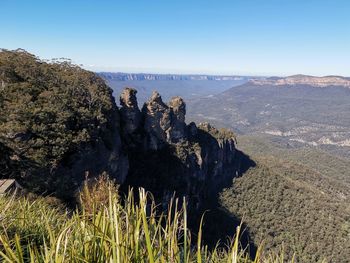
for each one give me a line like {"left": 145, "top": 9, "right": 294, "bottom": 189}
{"left": 99, "top": 72, "right": 350, "bottom": 87}
{"left": 99, "top": 72, "right": 258, "bottom": 105}
{"left": 98, "top": 72, "right": 254, "bottom": 81}
{"left": 251, "top": 74, "right": 350, "bottom": 88}
{"left": 187, "top": 75, "right": 350, "bottom": 158}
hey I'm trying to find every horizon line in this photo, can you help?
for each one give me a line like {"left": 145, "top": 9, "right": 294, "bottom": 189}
{"left": 95, "top": 71, "right": 350, "bottom": 79}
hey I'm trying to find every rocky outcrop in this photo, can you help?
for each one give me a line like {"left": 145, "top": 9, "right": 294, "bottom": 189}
{"left": 140, "top": 91, "right": 188, "bottom": 150}
{"left": 119, "top": 88, "right": 142, "bottom": 149}
{"left": 119, "top": 88, "right": 142, "bottom": 134}
{"left": 118, "top": 88, "right": 244, "bottom": 211}
{"left": 142, "top": 91, "right": 172, "bottom": 150}
{"left": 0, "top": 50, "right": 246, "bottom": 209}
{"left": 119, "top": 95, "right": 253, "bottom": 247}
{"left": 168, "top": 96, "right": 187, "bottom": 142}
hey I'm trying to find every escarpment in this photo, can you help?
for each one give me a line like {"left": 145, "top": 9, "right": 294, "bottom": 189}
{"left": 0, "top": 50, "right": 251, "bottom": 209}
{"left": 117, "top": 87, "right": 255, "bottom": 247}
{"left": 118, "top": 88, "right": 249, "bottom": 211}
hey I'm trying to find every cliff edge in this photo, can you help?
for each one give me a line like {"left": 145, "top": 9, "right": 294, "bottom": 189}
{"left": 0, "top": 50, "right": 250, "bottom": 209}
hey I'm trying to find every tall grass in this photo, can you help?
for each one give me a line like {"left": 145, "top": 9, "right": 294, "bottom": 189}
{"left": 0, "top": 178, "right": 294, "bottom": 262}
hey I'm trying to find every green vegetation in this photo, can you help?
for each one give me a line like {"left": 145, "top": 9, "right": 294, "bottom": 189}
{"left": 198, "top": 122, "right": 237, "bottom": 142}
{"left": 0, "top": 49, "right": 116, "bottom": 164}
{"left": 238, "top": 135, "right": 350, "bottom": 192}
{"left": 219, "top": 135, "right": 350, "bottom": 262}
{"left": 0, "top": 49, "right": 121, "bottom": 197}
{"left": 0, "top": 177, "right": 289, "bottom": 263}
{"left": 1, "top": 49, "right": 347, "bottom": 262}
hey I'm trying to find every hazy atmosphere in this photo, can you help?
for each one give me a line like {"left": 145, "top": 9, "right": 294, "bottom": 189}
{"left": 1, "top": 0, "right": 350, "bottom": 75}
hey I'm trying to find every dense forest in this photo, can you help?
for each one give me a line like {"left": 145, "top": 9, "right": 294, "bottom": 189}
{"left": 0, "top": 49, "right": 126, "bottom": 199}
{"left": 220, "top": 135, "right": 350, "bottom": 262}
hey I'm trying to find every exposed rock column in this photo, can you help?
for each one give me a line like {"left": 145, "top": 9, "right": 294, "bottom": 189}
{"left": 168, "top": 96, "right": 187, "bottom": 143}
{"left": 119, "top": 88, "right": 142, "bottom": 147}
{"left": 142, "top": 91, "right": 171, "bottom": 150}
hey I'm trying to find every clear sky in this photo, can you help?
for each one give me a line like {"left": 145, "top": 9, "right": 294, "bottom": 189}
{"left": 1, "top": 0, "right": 350, "bottom": 76}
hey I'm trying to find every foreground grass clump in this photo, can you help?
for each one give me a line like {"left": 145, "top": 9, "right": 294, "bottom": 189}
{"left": 0, "top": 179, "right": 289, "bottom": 263}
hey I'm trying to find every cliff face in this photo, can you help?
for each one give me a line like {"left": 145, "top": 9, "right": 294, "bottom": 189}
{"left": 118, "top": 87, "right": 243, "bottom": 210}
{"left": 0, "top": 50, "right": 246, "bottom": 209}
{"left": 141, "top": 91, "right": 188, "bottom": 149}
{"left": 99, "top": 72, "right": 246, "bottom": 81}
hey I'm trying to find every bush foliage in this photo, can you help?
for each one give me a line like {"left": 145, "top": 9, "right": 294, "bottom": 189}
{"left": 0, "top": 49, "right": 118, "bottom": 169}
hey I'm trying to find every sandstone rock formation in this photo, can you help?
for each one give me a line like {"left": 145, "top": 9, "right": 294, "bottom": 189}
{"left": 119, "top": 88, "right": 142, "bottom": 134}
{"left": 142, "top": 91, "right": 173, "bottom": 150}
{"left": 168, "top": 96, "right": 187, "bottom": 142}
{"left": 0, "top": 50, "right": 247, "bottom": 211}
{"left": 141, "top": 91, "right": 188, "bottom": 150}
{"left": 118, "top": 88, "right": 245, "bottom": 211}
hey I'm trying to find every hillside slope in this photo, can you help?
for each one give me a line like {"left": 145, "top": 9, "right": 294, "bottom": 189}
{"left": 0, "top": 49, "right": 129, "bottom": 198}
{"left": 187, "top": 78, "right": 350, "bottom": 158}
{"left": 220, "top": 135, "right": 350, "bottom": 262}
{"left": 0, "top": 50, "right": 246, "bottom": 217}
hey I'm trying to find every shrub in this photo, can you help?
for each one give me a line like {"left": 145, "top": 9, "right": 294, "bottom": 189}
{"left": 78, "top": 172, "right": 119, "bottom": 214}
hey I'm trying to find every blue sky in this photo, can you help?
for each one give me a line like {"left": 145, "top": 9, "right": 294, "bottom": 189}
{"left": 1, "top": 0, "right": 350, "bottom": 76}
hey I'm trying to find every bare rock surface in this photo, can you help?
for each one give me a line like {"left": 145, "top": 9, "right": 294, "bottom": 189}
{"left": 118, "top": 88, "right": 249, "bottom": 212}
